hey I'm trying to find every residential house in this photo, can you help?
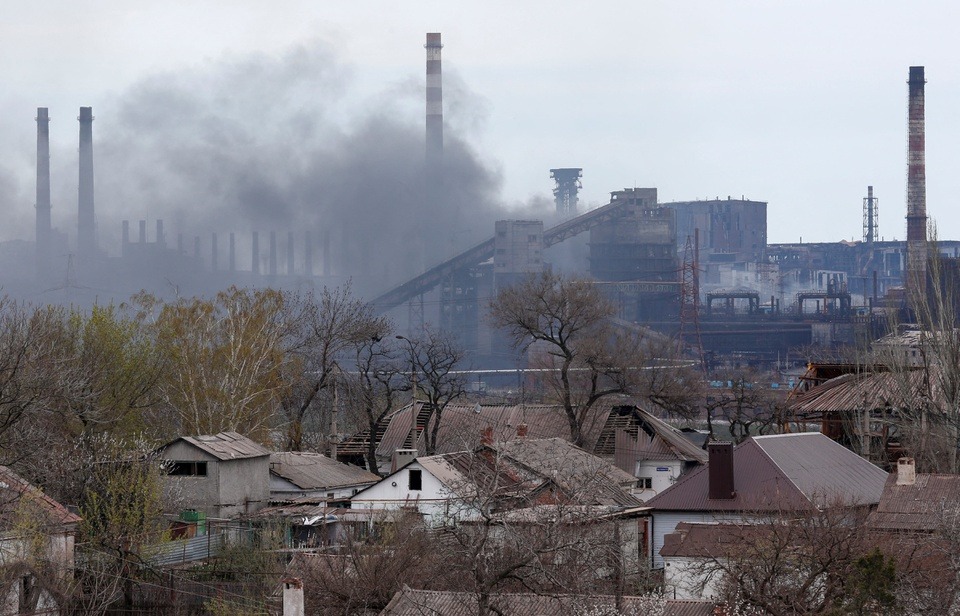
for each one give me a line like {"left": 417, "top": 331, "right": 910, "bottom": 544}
{"left": 0, "top": 466, "right": 81, "bottom": 615}
{"left": 338, "top": 401, "right": 705, "bottom": 493}
{"left": 863, "top": 457, "right": 960, "bottom": 608}
{"left": 645, "top": 432, "right": 888, "bottom": 568}
{"left": 159, "top": 431, "right": 271, "bottom": 519}
{"left": 379, "top": 587, "right": 717, "bottom": 616}
{"left": 351, "top": 437, "right": 642, "bottom": 523}
{"left": 269, "top": 452, "right": 379, "bottom": 502}
{"left": 660, "top": 522, "right": 752, "bottom": 601}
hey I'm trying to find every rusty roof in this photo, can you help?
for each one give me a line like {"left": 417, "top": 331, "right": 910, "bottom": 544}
{"left": 170, "top": 431, "right": 271, "bottom": 461}
{"left": 867, "top": 473, "right": 960, "bottom": 532}
{"left": 379, "top": 588, "right": 716, "bottom": 615}
{"left": 645, "top": 433, "right": 888, "bottom": 512}
{"left": 0, "top": 466, "right": 81, "bottom": 528}
{"left": 270, "top": 452, "right": 379, "bottom": 491}
{"left": 790, "top": 368, "right": 936, "bottom": 416}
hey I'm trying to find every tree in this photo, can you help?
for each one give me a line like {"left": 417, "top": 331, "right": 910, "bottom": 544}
{"left": 282, "top": 284, "right": 388, "bottom": 451}
{"left": 687, "top": 504, "right": 894, "bottom": 615}
{"left": 397, "top": 329, "right": 467, "bottom": 455}
{"left": 704, "top": 370, "right": 786, "bottom": 443}
{"left": 490, "top": 271, "right": 695, "bottom": 446}
{"left": 145, "top": 287, "right": 292, "bottom": 442}
{"left": 346, "top": 330, "right": 408, "bottom": 475}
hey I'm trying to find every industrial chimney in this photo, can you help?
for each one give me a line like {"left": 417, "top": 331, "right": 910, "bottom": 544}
{"left": 425, "top": 33, "right": 443, "bottom": 166}
{"left": 78, "top": 107, "right": 96, "bottom": 258}
{"left": 35, "top": 108, "right": 51, "bottom": 277}
{"left": 863, "top": 185, "right": 878, "bottom": 244}
{"left": 906, "top": 66, "right": 927, "bottom": 298}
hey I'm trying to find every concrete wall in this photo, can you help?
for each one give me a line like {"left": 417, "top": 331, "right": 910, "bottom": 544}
{"left": 663, "top": 555, "right": 725, "bottom": 601}
{"left": 636, "top": 459, "right": 683, "bottom": 499}
{"left": 161, "top": 441, "right": 269, "bottom": 518}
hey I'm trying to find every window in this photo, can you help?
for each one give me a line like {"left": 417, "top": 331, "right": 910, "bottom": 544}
{"left": 168, "top": 461, "right": 208, "bottom": 477}
{"left": 637, "top": 477, "right": 652, "bottom": 489}
{"left": 408, "top": 469, "right": 422, "bottom": 491}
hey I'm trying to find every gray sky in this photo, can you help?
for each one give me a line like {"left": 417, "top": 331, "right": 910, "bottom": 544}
{"left": 1, "top": 1, "right": 957, "bottom": 246}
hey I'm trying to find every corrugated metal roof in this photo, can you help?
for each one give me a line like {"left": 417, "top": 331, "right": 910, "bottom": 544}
{"left": 645, "top": 433, "right": 888, "bottom": 512}
{"left": 867, "top": 473, "right": 960, "bottom": 531}
{"left": 174, "top": 431, "right": 271, "bottom": 460}
{"left": 379, "top": 588, "right": 715, "bottom": 615}
{"left": 790, "top": 369, "right": 933, "bottom": 415}
{"left": 270, "top": 452, "right": 379, "bottom": 491}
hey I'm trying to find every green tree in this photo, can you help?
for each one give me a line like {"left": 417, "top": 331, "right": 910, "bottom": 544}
{"left": 147, "top": 287, "right": 292, "bottom": 441}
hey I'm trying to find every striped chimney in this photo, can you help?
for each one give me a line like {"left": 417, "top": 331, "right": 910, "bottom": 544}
{"left": 906, "top": 66, "right": 927, "bottom": 297}
{"left": 78, "top": 107, "right": 96, "bottom": 258}
{"left": 36, "top": 108, "right": 51, "bottom": 276}
{"left": 425, "top": 33, "right": 443, "bottom": 166}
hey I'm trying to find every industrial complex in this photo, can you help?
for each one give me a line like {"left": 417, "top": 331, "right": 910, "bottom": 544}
{"left": 6, "top": 37, "right": 956, "bottom": 371}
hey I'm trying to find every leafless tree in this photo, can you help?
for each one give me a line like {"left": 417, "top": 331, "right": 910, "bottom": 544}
{"left": 283, "top": 284, "right": 390, "bottom": 451}
{"left": 491, "top": 271, "right": 698, "bottom": 446}
{"left": 704, "top": 371, "right": 787, "bottom": 443}
{"left": 345, "top": 329, "right": 409, "bottom": 475}
{"left": 400, "top": 329, "right": 468, "bottom": 455}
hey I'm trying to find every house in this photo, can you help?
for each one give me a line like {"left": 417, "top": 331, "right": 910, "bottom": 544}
{"left": 863, "top": 458, "right": 960, "bottom": 611}
{"left": 379, "top": 587, "right": 717, "bottom": 616}
{"left": 0, "top": 466, "right": 81, "bottom": 615}
{"left": 351, "top": 437, "right": 643, "bottom": 524}
{"left": 338, "top": 401, "right": 705, "bottom": 491}
{"left": 660, "top": 522, "right": 754, "bottom": 601}
{"left": 159, "top": 431, "right": 271, "bottom": 519}
{"left": 269, "top": 452, "right": 379, "bottom": 502}
{"left": 645, "top": 432, "right": 888, "bottom": 568}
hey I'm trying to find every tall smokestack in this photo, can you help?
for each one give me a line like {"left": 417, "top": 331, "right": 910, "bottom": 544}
{"left": 304, "top": 231, "right": 313, "bottom": 277}
{"left": 425, "top": 33, "right": 443, "bottom": 167}
{"left": 906, "top": 66, "right": 927, "bottom": 298}
{"left": 863, "top": 186, "right": 878, "bottom": 244}
{"left": 269, "top": 231, "right": 277, "bottom": 276}
{"left": 36, "top": 108, "right": 51, "bottom": 277}
{"left": 287, "top": 231, "right": 295, "bottom": 275}
{"left": 229, "top": 233, "right": 236, "bottom": 272}
{"left": 78, "top": 107, "right": 96, "bottom": 258}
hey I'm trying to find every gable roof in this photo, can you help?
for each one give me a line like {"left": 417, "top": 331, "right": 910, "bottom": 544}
{"left": 790, "top": 368, "right": 932, "bottom": 416}
{"left": 867, "top": 473, "right": 960, "bottom": 532}
{"left": 645, "top": 432, "right": 888, "bottom": 512}
{"left": 354, "top": 438, "right": 642, "bottom": 510}
{"left": 0, "top": 466, "right": 81, "bottom": 529}
{"left": 380, "top": 587, "right": 715, "bottom": 616}
{"left": 269, "top": 452, "right": 379, "bottom": 491}
{"left": 166, "top": 431, "right": 270, "bottom": 461}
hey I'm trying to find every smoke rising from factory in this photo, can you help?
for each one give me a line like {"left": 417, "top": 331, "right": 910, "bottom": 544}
{"left": 3, "top": 41, "right": 550, "bottom": 298}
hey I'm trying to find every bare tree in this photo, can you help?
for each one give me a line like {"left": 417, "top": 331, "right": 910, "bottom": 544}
{"left": 347, "top": 330, "right": 408, "bottom": 475}
{"left": 704, "top": 371, "right": 786, "bottom": 443}
{"left": 398, "top": 329, "right": 468, "bottom": 455}
{"left": 491, "top": 272, "right": 698, "bottom": 446}
{"left": 283, "top": 284, "right": 390, "bottom": 451}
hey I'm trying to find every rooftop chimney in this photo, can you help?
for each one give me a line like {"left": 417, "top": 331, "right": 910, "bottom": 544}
{"left": 77, "top": 107, "right": 96, "bottom": 258}
{"left": 906, "top": 66, "right": 927, "bottom": 297}
{"left": 708, "top": 442, "right": 735, "bottom": 500}
{"left": 35, "top": 108, "right": 51, "bottom": 277}
{"left": 896, "top": 457, "right": 916, "bottom": 486}
{"left": 425, "top": 33, "right": 443, "bottom": 166}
